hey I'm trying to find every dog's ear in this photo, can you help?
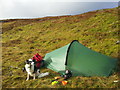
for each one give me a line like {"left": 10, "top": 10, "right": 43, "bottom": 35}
{"left": 25, "top": 60, "right": 29, "bottom": 64}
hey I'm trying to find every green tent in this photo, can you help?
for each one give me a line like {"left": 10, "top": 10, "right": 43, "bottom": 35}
{"left": 44, "top": 40, "right": 117, "bottom": 76}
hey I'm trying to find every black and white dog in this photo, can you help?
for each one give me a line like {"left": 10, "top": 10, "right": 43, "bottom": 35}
{"left": 23, "top": 59, "right": 41, "bottom": 81}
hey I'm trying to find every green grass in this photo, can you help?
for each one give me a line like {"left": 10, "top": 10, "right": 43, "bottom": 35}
{"left": 2, "top": 7, "right": 120, "bottom": 88}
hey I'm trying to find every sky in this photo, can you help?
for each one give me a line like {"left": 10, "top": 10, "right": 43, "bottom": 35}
{"left": 0, "top": 0, "right": 119, "bottom": 20}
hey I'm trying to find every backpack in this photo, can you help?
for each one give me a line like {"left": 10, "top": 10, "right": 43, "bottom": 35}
{"left": 32, "top": 53, "right": 43, "bottom": 68}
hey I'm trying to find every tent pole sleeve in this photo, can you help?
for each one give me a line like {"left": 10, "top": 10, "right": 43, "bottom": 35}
{"left": 65, "top": 40, "right": 79, "bottom": 65}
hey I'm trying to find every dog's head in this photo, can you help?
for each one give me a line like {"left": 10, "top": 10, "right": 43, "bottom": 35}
{"left": 25, "top": 60, "right": 31, "bottom": 64}
{"left": 23, "top": 59, "right": 34, "bottom": 72}
{"left": 25, "top": 59, "right": 33, "bottom": 64}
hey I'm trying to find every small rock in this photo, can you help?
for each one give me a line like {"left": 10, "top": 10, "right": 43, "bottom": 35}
{"left": 113, "top": 80, "right": 119, "bottom": 83}
{"left": 9, "top": 71, "right": 13, "bottom": 76}
{"left": 88, "top": 47, "right": 91, "bottom": 49}
{"left": 116, "top": 41, "right": 120, "bottom": 44}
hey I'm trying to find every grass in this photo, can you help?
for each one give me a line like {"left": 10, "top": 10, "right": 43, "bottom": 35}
{"left": 1, "top": 7, "right": 120, "bottom": 88}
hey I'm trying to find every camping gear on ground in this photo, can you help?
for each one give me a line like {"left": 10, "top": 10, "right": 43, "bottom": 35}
{"left": 61, "top": 70, "right": 72, "bottom": 80}
{"left": 32, "top": 53, "right": 44, "bottom": 68}
{"left": 51, "top": 78, "right": 68, "bottom": 86}
{"left": 38, "top": 72, "right": 49, "bottom": 78}
{"left": 54, "top": 76, "right": 61, "bottom": 80}
{"left": 61, "top": 80, "right": 68, "bottom": 85}
{"left": 51, "top": 81, "right": 59, "bottom": 85}
{"left": 51, "top": 76, "right": 68, "bottom": 86}
{"left": 52, "top": 76, "right": 63, "bottom": 82}
{"left": 44, "top": 40, "right": 117, "bottom": 76}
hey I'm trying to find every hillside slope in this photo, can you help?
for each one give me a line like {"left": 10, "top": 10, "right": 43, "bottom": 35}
{"left": 2, "top": 7, "right": 119, "bottom": 88}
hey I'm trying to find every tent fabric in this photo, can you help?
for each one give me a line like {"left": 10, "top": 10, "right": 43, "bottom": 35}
{"left": 44, "top": 40, "right": 117, "bottom": 76}
{"left": 44, "top": 44, "right": 70, "bottom": 73}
